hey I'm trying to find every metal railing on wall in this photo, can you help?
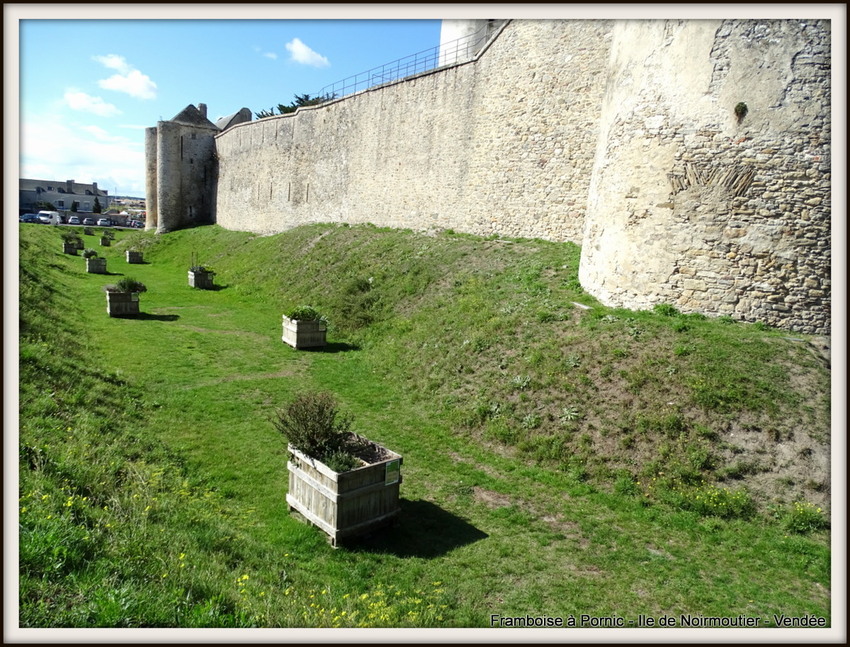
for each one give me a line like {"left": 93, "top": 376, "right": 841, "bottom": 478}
{"left": 316, "top": 22, "right": 500, "bottom": 102}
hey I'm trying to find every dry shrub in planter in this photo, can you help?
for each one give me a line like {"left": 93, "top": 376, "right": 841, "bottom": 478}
{"left": 104, "top": 277, "right": 147, "bottom": 317}
{"left": 275, "top": 391, "right": 362, "bottom": 471}
{"left": 282, "top": 306, "right": 328, "bottom": 349}
{"left": 188, "top": 265, "right": 215, "bottom": 289}
{"left": 60, "top": 230, "right": 82, "bottom": 254}
{"left": 276, "top": 391, "right": 402, "bottom": 545}
{"left": 84, "top": 249, "right": 107, "bottom": 274}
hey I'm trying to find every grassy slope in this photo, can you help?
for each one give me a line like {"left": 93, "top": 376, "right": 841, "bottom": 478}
{"left": 18, "top": 223, "right": 831, "bottom": 628}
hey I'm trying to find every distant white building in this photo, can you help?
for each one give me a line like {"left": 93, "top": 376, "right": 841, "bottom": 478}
{"left": 19, "top": 178, "right": 110, "bottom": 214}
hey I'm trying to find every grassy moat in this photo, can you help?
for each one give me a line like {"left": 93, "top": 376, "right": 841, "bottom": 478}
{"left": 17, "top": 222, "right": 831, "bottom": 628}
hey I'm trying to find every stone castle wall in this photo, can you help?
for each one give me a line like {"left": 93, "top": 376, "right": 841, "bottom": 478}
{"left": 199, "top": 19, "right": 830, "bottom": 334}
{"left": 214, "top": 20, "right": 612, "bottom": 244}
{"left": 579, "top": 19, "right": 831, "bottom": 334}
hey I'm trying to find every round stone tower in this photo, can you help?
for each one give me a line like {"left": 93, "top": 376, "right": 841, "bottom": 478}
{"left": 579, "top": 19, "right": 831, "bottom": 334}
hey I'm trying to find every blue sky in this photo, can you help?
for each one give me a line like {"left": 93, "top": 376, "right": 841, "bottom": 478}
{"left": 14, "top": 10, "right": 450, "bottom": 198}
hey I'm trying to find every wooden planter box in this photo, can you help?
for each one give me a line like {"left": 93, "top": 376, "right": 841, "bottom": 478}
{"left": 75, "top": 239, "right": 85, "bottom": 250}
{"left": 86, "top": 257, "right": 107, "bottom": 274}
{"left": 188, "top": 270, "right": 214, "bottom": 289}
{"left": 62, "top": 243, "right": 78, "bottom": 255}
{"left": 106, "top": 291, "right": 140, "bottom": 317}
{"left": 100, "top": 237, "right": 111, "bottom": 247}
{"left": 287, "top": 436, "right": 402, "bottom": 547}
{"left": 282, "top": 315, "right": 327, "bottom": 349}
{"left": 126, "top": 250, "right": 144, "bottom": 264}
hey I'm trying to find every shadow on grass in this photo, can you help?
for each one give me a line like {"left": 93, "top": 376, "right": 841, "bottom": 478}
{"left": 302, "top": 342, "right": 361, "bottom": 353}
{"left": 191, "top": 284, "right": 229, "bottom": 292}
{"left": 131, "top": 313, "right": 181, "bottom": 321}
{"left": 341, "top": 498, "right": 488, "bottom": 557}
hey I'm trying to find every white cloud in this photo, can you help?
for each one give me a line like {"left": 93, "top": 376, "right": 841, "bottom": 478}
{"left": 263, "top": 52, "right": 278, "bottom": 60}
{"left": 21, "top": 115, "right": 147, "bottom": 196}
{"left": 285, "top": 38, "right": 330, "bottom": 67}
{"left": 63, "top": 90, "right": 122, "bottom": 117}
{"left": 92, "top": 54, "right": 131, "bottom": 74}
{"left": 98, "top": 69, "right": 157, "bottom": 100}
{"left": 94, "top": 54, "right": 157, "bottom": 100}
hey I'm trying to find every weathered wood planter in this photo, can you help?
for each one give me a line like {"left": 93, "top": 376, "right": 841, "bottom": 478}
{"left": 126, "top": 250, "right": 144, "bottom": 264}
{"left": 287, "top": 436, "right": 402, "bottom": 547}
{"left": 86, "top": 257, "right": 107, "bottom": 274}
{"left": 282, "top": 315, "right": 327, "bottom": 349}
{"left": 106, "top": 291, "right": 140, "bottom": 317}
{"left": 188, "top": 269, "right": 214, "bottom": 289}
{"left": 100, "top": 237, "right": 111, "bottom": 247}
{"left": 62, "top": 243, "right": 78, "bottom": 255}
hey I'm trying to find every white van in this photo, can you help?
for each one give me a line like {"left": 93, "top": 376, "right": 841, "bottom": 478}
{"left": 37, "top": 211, "right": 63, "bottom": 225}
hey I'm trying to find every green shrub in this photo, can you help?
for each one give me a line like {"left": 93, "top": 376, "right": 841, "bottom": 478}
{"left": 322, "top": 449, "right": 360, "bottom": 473}
{"left": 274, "top": 392, "right": 363, "bottom": 471}
{"left": 285, "top": 305, "right": 324, "bottom": 322}
{"left": 106, "top": 277, "right": 147, "bottom": 294}
{"left": 665, "top": 482, "right": 756, "bottom": 520}
{"left": 653, "top": 303, "right": 680, "bottom": 317}
{"left": 783, "top": 501, "right": 829, "bottom": 534}
{"left": 614, "top": 474, "right": 639, "bottom": 496}
{"left": 82, "top": 248, "right": 98, "bottom": 259}
{"left": 60, "top": 230, "right": 81, "bottom": 244}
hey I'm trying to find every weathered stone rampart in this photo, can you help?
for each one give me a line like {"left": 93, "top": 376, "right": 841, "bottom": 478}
{"left": 579, "top": 19, "right": 831, "bottom": 334}
{"left": 153, "top": 19, "right": 831, "bottom": 334}
{"left": 214, "top": 20, "right": 611, "bottom": 244}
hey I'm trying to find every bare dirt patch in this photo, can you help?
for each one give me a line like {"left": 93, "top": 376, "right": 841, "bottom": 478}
{"left": 472, "top": 486, "right": 513, "bottom": 509}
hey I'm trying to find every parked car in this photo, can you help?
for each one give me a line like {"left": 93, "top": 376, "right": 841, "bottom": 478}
{"left": 82, "top": 217, "right": 97, "bottom": 226}
{"left": 19, "top": 213, "right": 40, "bottom": 223}
{"left": 96, "top": 218, "right": 111, "bottom": 227}
{"left": 68, "top": 215, "right": 81, "bottom": 225}
{"left": 37, "top": 211, "right": 63, "bottom": 224}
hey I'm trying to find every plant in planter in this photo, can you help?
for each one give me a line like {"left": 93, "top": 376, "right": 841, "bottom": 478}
{"left": 276, "top": 391, "right": 402, "bottom": 546}
{"left": 83, "top": 248, "right": 107, "bottom": 274}
{"left": 83, "top": 227, "right": 94, "bottom": 236}
{"left": 126, "top": 249, "right": 144, "bottom": 264}
{"left": 60, "top": 230, "right": 82, "bottom": 255}
{"left": 100, "top": 230, "right": 115, "bottom": 246}
{"left": 282, "top": 305, "right": 328, "bottom": 349}
{"left": 188, "top": 265, "right": 215, "bottom": 289}
{"left": 104, "top": 276, "right": 147, "bottom": 317}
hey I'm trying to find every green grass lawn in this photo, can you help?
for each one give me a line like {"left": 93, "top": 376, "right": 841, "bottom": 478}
{"left": 17, "top": 223, "right": 832, "bottom": 630}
